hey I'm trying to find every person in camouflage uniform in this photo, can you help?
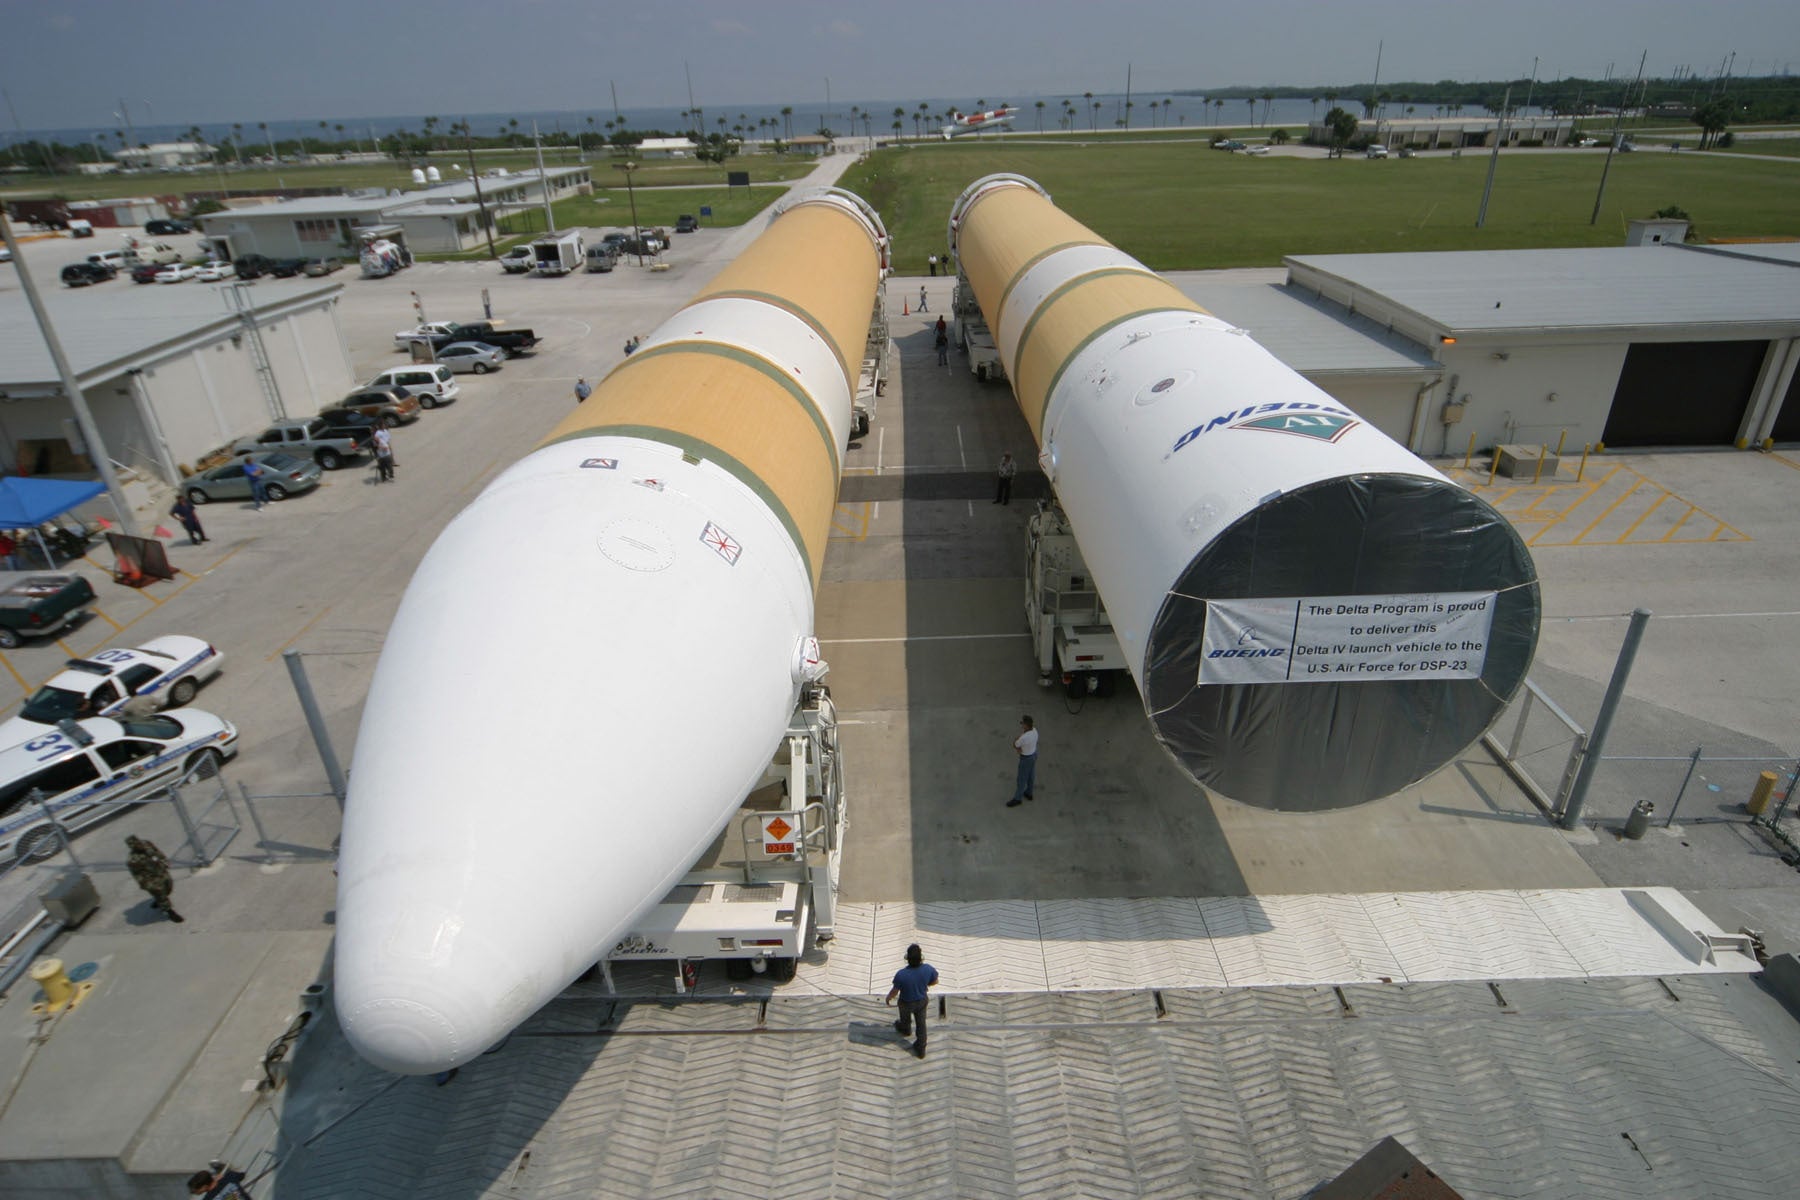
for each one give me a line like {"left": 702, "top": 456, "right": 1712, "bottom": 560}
{"left": 125, "top": 835, "right": 184, "bottom": 923}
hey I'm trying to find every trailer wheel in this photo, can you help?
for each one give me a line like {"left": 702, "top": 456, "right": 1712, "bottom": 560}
{"left": 725, "top": 958, "right": 753, "bottom": 982}
{"left": 854, "top": 412, "right": 870, "bottom": 438}
{"left": 976, "top": 364, "right": 989, "bottom": 383}
{"left": 769, "top": 957, "right": 798, "bottom": 983}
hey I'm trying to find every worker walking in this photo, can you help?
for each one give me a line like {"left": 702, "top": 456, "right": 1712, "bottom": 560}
{"left": 917, "top": 285, "right": 928, "bottom": 313}
{"left": 573, "top": 377, "right": 592, "bottom": 404}
{"left": 126, "top": 835, "right": 184, "bottom": 923}
{"left": 169, "top": 496, "right": 207, "bottom": 544}
{"left": 885, "top": 943, "right": 939, "bottom": 1059}
{"left": 1006, "top": 715, "right": 1038, "bottom": 807}
{"left": 994, "top": 452, "right": 1017, "bottom": 505}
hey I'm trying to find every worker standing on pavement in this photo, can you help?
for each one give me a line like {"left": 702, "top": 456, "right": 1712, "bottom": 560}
{"left": 1006, "top": 715, "right": 1038, "bottom": 808}
{"left": 574, "top": 377, "right": 592, "bottom": 404}
{"left": 885, "top": 943, "right": 939, "bottom": 1059}
{"left": 126, "top": 835, "right": 184, "bottom": 923}
{"left": 994, "top": 452, "right": 1017, "bottom": 505}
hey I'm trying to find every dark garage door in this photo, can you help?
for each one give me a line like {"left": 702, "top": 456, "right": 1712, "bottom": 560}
{"left": 1772, "top": 355, "right": 1800, "bottom": 442}
{"left": 1602, "top": 340, "right": 1767, "bottom": 447}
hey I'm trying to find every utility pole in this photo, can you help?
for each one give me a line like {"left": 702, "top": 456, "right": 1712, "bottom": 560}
{"left": 0, "top": 210, "right": 139, "bottom": 536}
{"left": 614, "top": 161, "right": 644, "bottom": 266}
{"left": 1476, "top": 86, "right": 1510, "bottom": 228}
{"left": 532, "top": 121, "right": 555, "bottom": 232}
{"left": 1524, "top": 56, "right": 1539, "bottom": 114}
{"left": 463, "top": 120, "right": 496, "bottom": 258}
{"left": 1124, "top": 63, "right": 1133, "bottom": 129}
{"left": 1590, "top": 50, "right": 1647, "bottom": 225}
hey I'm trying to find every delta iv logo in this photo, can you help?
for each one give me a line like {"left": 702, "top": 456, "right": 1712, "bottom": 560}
{"left": 1171, "top": 401, "right": 1360, "bottom": 455}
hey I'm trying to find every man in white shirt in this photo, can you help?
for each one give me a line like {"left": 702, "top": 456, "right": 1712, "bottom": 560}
{"left": 1006, "top": 715, "right": 1038, "bottom": 807}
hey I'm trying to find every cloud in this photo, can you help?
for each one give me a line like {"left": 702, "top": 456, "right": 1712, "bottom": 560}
{"left": 827, "top": 19, "right": 859, "bottom": 37}
{"left": 711, "top": 18, "right": 750, "bottom": 36}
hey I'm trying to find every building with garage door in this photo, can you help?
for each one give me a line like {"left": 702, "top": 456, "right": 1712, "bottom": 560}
{"left": 1259, "top": 236, "right": 1800, "bottom": 456}
{"left": 0, "top": 281, "right": 353, "bottom": 495}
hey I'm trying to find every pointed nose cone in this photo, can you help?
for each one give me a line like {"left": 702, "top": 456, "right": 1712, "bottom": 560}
{"left": 334, "top": 449, "right": 806, "bottom": 1074}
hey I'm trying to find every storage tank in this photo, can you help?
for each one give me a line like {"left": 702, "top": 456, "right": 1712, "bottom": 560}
{"left": 410, "top": 167, "right": 426, "bottom": 185}
{"left": 425, "top": 165, "right": 441, "bottom": 183}
{"left": 949, "top": 174, "right": 1540, "bottom": 811}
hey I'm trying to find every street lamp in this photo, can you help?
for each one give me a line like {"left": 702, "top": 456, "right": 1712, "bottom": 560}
{"left": 612, "top": 159, "right": 644, "bottom": 266}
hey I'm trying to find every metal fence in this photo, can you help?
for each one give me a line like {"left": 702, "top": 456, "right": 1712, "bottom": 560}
{"left": 1485, "top": 677, "right": 1800, "bottom": 834}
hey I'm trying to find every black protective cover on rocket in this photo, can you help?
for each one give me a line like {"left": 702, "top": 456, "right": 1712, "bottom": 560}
{"left": 1143, "top": 473, "right": 1540, "bottom": 811}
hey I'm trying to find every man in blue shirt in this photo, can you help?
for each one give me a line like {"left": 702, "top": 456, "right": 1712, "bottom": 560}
{"left": 886, "top": 943, "right": 939, "bottom": 1059}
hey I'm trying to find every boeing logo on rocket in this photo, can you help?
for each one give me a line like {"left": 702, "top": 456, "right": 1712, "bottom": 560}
{"left": 1171, "top": 402, "right": 1359, "bottom": 455}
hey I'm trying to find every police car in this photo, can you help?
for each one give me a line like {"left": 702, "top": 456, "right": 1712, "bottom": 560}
{"left": 0, "top": 636, "right": 224, "bottom": 748}
{"left": 0, "top": 710, "right": 238, "bottom": 863}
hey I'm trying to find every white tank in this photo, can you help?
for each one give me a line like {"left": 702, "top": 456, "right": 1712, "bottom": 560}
{"left": 425, "top": 166, "right": 441, "bottom": 183}
{"left": 410, "top": 167, "right": 426, "bottom": 184}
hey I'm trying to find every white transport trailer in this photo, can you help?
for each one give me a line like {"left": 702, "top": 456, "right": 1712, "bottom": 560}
{"left": 599, "top": 683, "right": 843, "bottom": 991}
{"left": 951, "top": 268, "right": 1005, "bottom": 382}
{"left": 854, "top": 284, "right": 893, "bottom": 438}
{"left": 1026, "top": 502, "right": 1129, "bottom": 697}
{"left": 531, "top": 229, "right": 585, "bottom": 276}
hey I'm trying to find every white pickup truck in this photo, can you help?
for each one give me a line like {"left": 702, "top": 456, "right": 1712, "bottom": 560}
{"left": 499, "top": 246, "right": 535, "bottom": 274}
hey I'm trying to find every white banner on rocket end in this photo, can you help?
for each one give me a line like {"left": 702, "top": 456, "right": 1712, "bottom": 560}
{"left": 1199, "top": 592, "right": 1498, "bottom": 685}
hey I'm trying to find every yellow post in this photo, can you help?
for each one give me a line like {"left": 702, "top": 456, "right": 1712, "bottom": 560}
{"left": 1486, "top": 447, "right": 1500, "bottom": 485}
{"left": 1463, "top": 432, "right": 1476, "bottom": 471}
{"left": 1577, "top": 443, "right": 1590, "bottom": 482}
{"left": 1747, "top": 770, "right": 1778, "bottom": 816}
{"left": 1556, "top": 429, "right": 1568, "bottom": 457}
{"left": 30, "top": 958, "right": 72, "bottom": 1012}
{"left": 1532, "top": 444, "right": 1548, "bottom": 484}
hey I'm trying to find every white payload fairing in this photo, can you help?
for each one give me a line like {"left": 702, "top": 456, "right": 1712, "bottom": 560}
{"left": 950, "top": 174, "right": 1540, "bottom": 812}
{"left": 334, "top": 188, "right": 889, "bottom": 1075}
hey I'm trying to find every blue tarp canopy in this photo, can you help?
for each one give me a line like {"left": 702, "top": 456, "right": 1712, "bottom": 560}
{"left": 0, "top": 477, "right": 107, "bottom": 527}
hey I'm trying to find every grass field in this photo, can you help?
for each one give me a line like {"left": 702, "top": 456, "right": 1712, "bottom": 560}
{"left": 0, "top": 154, "right": 815, "bottom": 202}
{"left": 836, "top": 141, "right": 1800, "bottom": 272}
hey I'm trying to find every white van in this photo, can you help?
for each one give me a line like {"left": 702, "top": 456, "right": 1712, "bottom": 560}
{"left": 585, "top": 244, "right": 618, "bottom": 273}
{"left": 67, "top": 219, "right": 94, "bottom": 238}
{"left": 0, "top": 711, "right": 238, "bottom": 863}
{"left": 367, "top": 364, "right": 461, "bottom": 408}
{"left": 87, "top": 249, "right": 136, "bottom": 272}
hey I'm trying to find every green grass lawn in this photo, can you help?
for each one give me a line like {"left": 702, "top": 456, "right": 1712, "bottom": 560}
{"left": 0, "top": 154, "right": 815, "bottom": 203}
{"left": 837, "top": 141, "right": 1800, "bottom": 272}
{"left": 419, "top": 184, "right": 783, "bottom": 260}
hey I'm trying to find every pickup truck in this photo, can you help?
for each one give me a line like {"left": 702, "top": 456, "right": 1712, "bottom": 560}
{"left": 426, "top": 321, "right": 539, "bottom": 355}
{"left": 0, "top": 574, "right": 97, "bottom": 649}
{"left": 499, "top": 246, "right": 535, "bottom": 274}
{"left": 232, "top": 416, "right": 369, "bottom": 470}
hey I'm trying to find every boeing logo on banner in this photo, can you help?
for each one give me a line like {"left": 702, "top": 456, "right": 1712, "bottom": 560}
{"left": 1171, "top": 402, "right": 1360, "bottom": 455}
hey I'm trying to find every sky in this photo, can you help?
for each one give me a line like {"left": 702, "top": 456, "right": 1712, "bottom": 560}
{"left": 0, "top": 0, "right": 1795, "bottom": 132}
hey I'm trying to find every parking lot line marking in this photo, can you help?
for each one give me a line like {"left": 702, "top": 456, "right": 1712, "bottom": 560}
{"left": 1764, "top": 451, "right": 1800, "bottom": 473}
{"left": 830, "top": 503, "right": 870, "bottom": 541}
{"left": 88, "top": 606, "right": 124, "bottom": 631}
{"left": 0, "top": 654, "right": 27, "bottom": 693}
{"left": 1708, "top": 523, "right": 1729, "bottom": 541}
{"left": 1570, "top": 477, "right": 1642, "bottom": 545}
{"left": 268, "top": 605, "right": 335, "bottom": 661}
{"left": 1616, "top": 491, "right": 1668, "bottom": 542}
{"left": 1518, "top": 485, "right": 1561, "bottom": 517}
{"left": 877, "top": 426, "right": 884, "bottom": 473}
{"left": 955, "top": 426, "right": 967, "bottom": 470}
{"left": 1661, "top": 505, "right": 1697, "bottom": 541}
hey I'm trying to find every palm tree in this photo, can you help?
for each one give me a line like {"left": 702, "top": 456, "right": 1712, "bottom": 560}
{"left": 1311, "top": 95, "right": 1321, "bottom": 121}
{"left": 1213, "top": 98, "right": 1224, "bottom": 124}
{"left": 1260, "top": 92, "right": 1275, "bottom": 126}
{"left": 1245, "top": 97, "right": 1256, "bottom": 126}
{"left": 1091, "top": 100, "right": 1102, "bottom": 130}
{"left": 1162, "top": 98, "right": 1173, "bottom": 127}
{"left": 1124, "top": 99, "right": 1135, "bottom": 129}
{"left": 1035, "top": 99, "right": 1045, "bottom": 132}
{"left": 892, "top": 106, "right": 905, "bottom": 140}
{"left": 781, "top": 106, "right": 793, "bottom": 140}
{"left": 1083, "top": 91, "right": 1095, "bottom": 130}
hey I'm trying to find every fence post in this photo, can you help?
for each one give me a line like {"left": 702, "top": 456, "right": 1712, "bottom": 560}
{"left": 1507, "top": 688, "right": 1536, "bottom": 760}
{"left": 32, "top": 791, "right": 82, "bottom": 871}
{"left": 1562, "top": 608, "right": 1651, "bottom": 829}
{"left": 283, "top": 650, "right": 348, "bottom": 809}
{"left": 238, "top": 781, "right": 276, "bottom": 863}
{"left": 169, "top": 785, "right": 207, "bottom": 865}
{"left": 1773, "top": 758, "right": 1800, "bottom": 826}
{"left": 1666, "top": 746, "right": 1702, "bottom": 827}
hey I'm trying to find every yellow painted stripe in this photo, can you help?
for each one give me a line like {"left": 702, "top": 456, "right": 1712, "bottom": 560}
{"left": 1572, "top": 478, "right": 1642, "bottom": 544}
{"left": 1616, "top": 491, "right": 1668, "bottom": 542}
{"left": 1661, "top": 505, "right": 1696, "bottom": 540}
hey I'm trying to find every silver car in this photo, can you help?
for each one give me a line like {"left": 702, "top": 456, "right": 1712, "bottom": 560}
{"left": 178, "top": 451, "right": 323, "bottom": 504}
{"left": 434, "top": 342, "right": 506, "bottom": 374}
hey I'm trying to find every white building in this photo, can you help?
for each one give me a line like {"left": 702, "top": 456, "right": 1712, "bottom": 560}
{"left": 635, "top": 138, "right": 697, "bottom": 158}
{"left": 1308, "top": 115, "right": 1574, "bottom": 150}
{"left": 113, "top": 141, "right": 216, "bottom": 169}
{"left": 0, "top": 281, "right": 354, "bottom": 490}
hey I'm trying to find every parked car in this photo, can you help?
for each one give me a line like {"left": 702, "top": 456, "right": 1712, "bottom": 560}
{"left": 585, "top": 244, "right": 618, "bottom": 273}
{"left": 600, "top": 231, "right": 630, "bottom": 249}
{"left": 675, "top": 214, "right": 700, "bottom": 233}
{"left": 87, "top": 249, "right": 134, "bottom": 273}
{"left": 1575, "top": 137, "right": 1598, "bottom": 148}
{"left": 157, "top": 263, "right": 200, "bottom": 283}
{"left": 1243, "top": 144, "right": 1270, "bottom": 155}
{"left": 179, "top": 451, "right": 322, "bottom": 504}
{"left": 366, "top": 364, "right": 461, "bottom": 407}
{"left": 134, "top": 241, "right": 182, "bottom": 265}
{"left": 499, "top": 246, "right": 535, "bottom": 274}
{"left": 194, "top": 261, "right": 236, "bottom": 282}
{"left": 269, "top": 257, "right": 309, "bottom": 278}
{"left": 233, "top": 254, "right": 279, "bottom": 280}
{"left": 232, "top": 417, "right": 369, "bottom": 470}
{"left": 434, "top": 342, "right": 506, "bottom": 374}
{"left": 68, "top": 219, "right": 94, "bottom": 238}
{"left": 1213, "top": 139, "right": 1246, "bottom": 151}
{"left": 0, "top": 708, "right": 239, "bottom": 863}
{"left": 314, "top": 409, "right": 381, "bottom": 443}
{"left": 619, "top": 235, "right": 662, "bottom": 257}
{"left": 0, "top": 635, "right": 226, "bottom": 744}
{"left": 0, "top": 573, "right": 96, "bottom": 650}
{"left": 1365, "top": 144, "right": 1389, "bottom": 159}
{"left": 61, "top": 262, "right": 115, "bottom": 287}
{"left": 131, "top": 262, "right": 165, "bottom": 284}
{"left": 144, "top": 219, "right": 194, "bottom": 235}
{"left": 394, "top": 321, "right": 462, "bottom": 350}
{"left": 302, "top": 257, "right": 342, "bottom": 276}
{"left": 323, "top": 386, "right": 422, "bottom": 427}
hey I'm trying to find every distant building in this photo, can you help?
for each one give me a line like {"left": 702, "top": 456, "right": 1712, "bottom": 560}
{"left": 635, "top": 138, "right": 697, "bottom": 158}
{"left": 113, "top": 142, "right": 216, "bottom": 169}
{"left": 1308, "top": 115, "right": 1574, "bottom": 150}
{"left": 786, "top": 135, "right": 833, "bottom": 157}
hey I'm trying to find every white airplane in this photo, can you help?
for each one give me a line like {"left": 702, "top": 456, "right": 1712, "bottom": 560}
{"left": 941, "top": 105, "right": 1018, "bottom": 139}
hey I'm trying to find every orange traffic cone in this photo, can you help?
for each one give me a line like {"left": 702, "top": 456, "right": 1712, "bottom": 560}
{"left": 902, "top": 297, "right": 909, "bottom": 316}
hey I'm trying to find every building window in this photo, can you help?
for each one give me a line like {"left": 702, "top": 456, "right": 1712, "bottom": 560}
{"left": 295, "top": 218, "right": 346, "bottom": 244}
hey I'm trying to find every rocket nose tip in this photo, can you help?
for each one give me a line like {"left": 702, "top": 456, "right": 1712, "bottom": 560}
{"left": 339, "top": 994, "right": 471, "bottom": 1076}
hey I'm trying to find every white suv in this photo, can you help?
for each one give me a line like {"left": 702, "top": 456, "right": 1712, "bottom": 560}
{"left": 367, "top": 364, "right": 460, "bottom": 408}
{"left": 0, "top": 710, "right": 238, "bottom": 862}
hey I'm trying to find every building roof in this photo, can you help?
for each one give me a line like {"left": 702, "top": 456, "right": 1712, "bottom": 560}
{"left": 1286, "top": 244, "right": 1800, "bottom": 337}
{"left": 0, "top": 279, "right": 341, "bottom": 390}
{"left": 201, "top": 165, "right": 587, "bottom": 223}
{"left": 1686, "top": 241, "right": 1800, "bottom": 267}
{"left": 637, "top": 138, "right": 696, "bottom": 152}
{"left": 1168, "top": 269, "right": 1441, "bottom": 376}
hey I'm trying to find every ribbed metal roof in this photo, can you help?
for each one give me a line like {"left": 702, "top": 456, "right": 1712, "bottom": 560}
{"left": 0, "top": 279, "right": 341, "bottom": 388}
{"left": 1287, "top": 244, "right": 1800, "bottom": 336}
{"left": 1169, "top": 269, "right": 1441, "bottom": 376}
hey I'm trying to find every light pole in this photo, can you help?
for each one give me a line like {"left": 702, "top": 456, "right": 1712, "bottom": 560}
{"left": 613, "top": 160, "right": 643, "bottom": 265}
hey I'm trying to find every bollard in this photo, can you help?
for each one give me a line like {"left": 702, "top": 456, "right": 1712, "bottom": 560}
{"left": 30, "top": 958, "right": 72, "bottom": 1012}
{"left": 1623, "top": 799, "right": 1655, "bottom": 840}
{"left": 1748, "top": 771, "right": 1778, "bottom": 817}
